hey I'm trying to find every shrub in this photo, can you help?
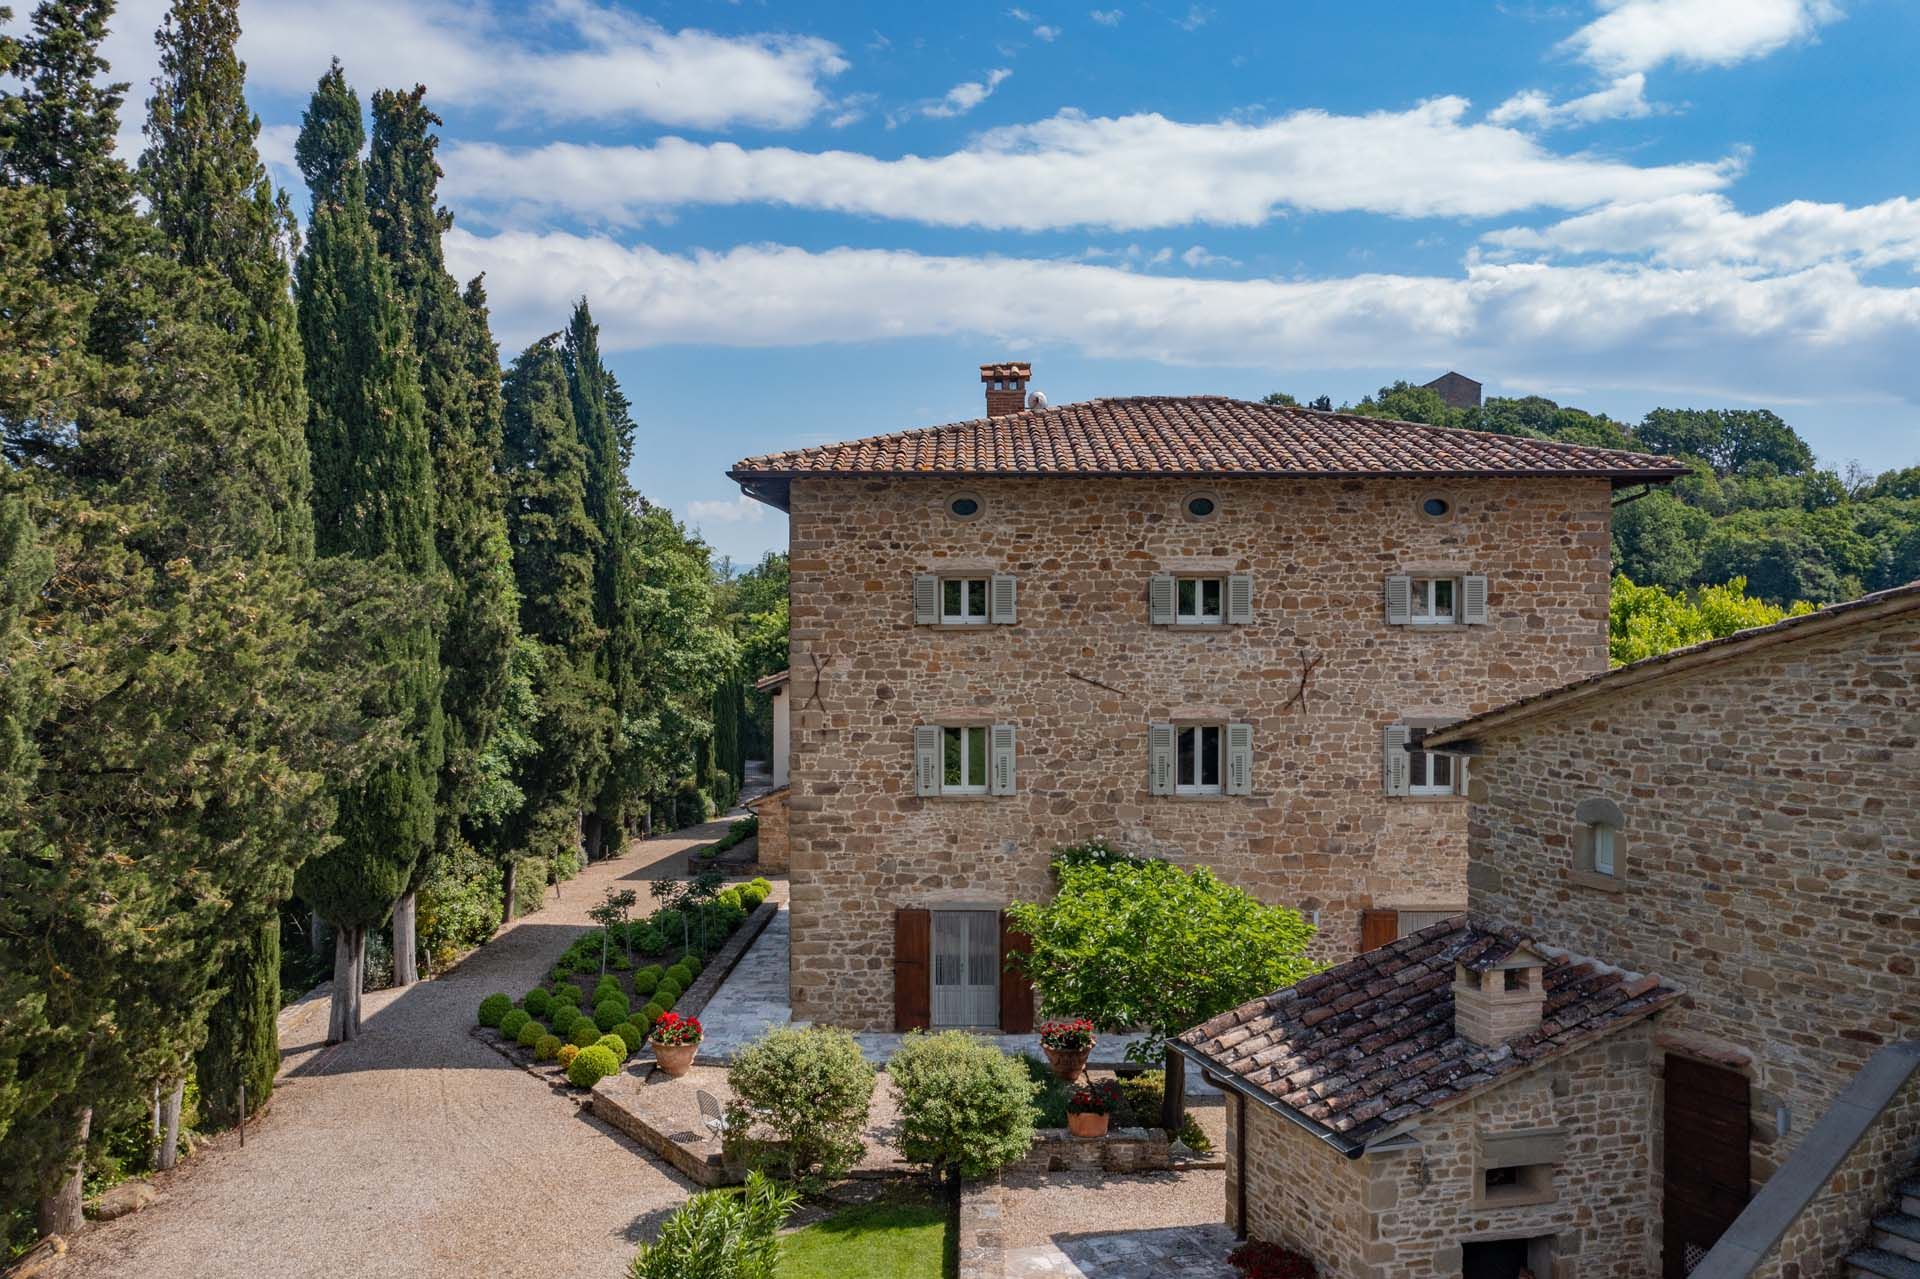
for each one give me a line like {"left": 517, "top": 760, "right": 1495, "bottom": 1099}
{"left": 516, "top": 1019, "right": 547, "bottom": 1049}
{"left": 640, "top": 1001, "right": 665, "bottom": 1025}
{"left": 568, "top": 1019, "right": 603, "bottom": 1048}
{"left": 534, "top": 1034, "right": 562, "bottom": 1062}
{"left": 613, "top": 953, "right": 632, "bottom": 971}
{"left": 596, "top": 1033, "right": 631, "bottom": 1060}
{"left": 552, "top": 982, "right": 582, "bottom": 1005}
{"left": 728, "top": 1026, "right": 876, "bottom": 1185}
{"left": 594, "top": 976, "right": 623, "bottom": 1001}
{"left": 477, "top": 993, "right": 512, "bottom": 1027}
{"left": 631, "top": 924, "right": 666, "bottom": 956}
{"left": 656, "top": 979, "right": 682, "bottom": 1004}
{"left": 632, "top": 969, "right": 660, "bottom": 997}
{"left": 550, "top": 1005, "right": 581, "bottom": 1036}
{"left": 1227, "top": 1240, "right": 1317, "bottom": 1279}
{"left": 614, "top": 1021, "right": 645, "bottom": 1053}
{"left": 498, "top": 1009, "right": 531, "bottom": 1040}
{"left": 556, "top": 1043, "right": 580, "bottom": 1068}
{"left": 716, "top": 888, "right": 742, "bottom": 912}
{"left": 666, "top": 963, "right": 693, "bottom": 988}
{"left": 627, "top": 1171, "right": 797, "bottom": 1279}
{"left": 681, "top": 955, "right": 703, "bottom": 977}
{"left": 567, "top": 1044, "right": 619, "bottom": 1088}
{"left": 739, "top": 885, "right": 766, "bottom": 912}
{"left": 631, "top": 1007, "right": 658, "bottom": 1036}
{"left": 1022, "top": 1054, "right": 1070, "bottom": 1127}
{"left": 887, "top": 1031, "right": 1038, "bottom": 1180}
{"left": 594, "top": 998, "right": 629, "bottom": 1031}
{"left": 1113, "top": 1071, "right": 1213, "bottom": 1152}
{"left": 522, "top": 987, "right": 553, "bottom": 1018}
{"left": 748, "top": 877, "right": 772, "bottom": 897}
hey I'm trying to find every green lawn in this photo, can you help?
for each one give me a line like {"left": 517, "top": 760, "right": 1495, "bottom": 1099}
{"left": 778, "top": 1191, "right": 955, "bottom": 1279}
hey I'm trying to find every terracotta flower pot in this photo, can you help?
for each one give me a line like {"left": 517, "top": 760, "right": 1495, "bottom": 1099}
{"left": 651, "top": 1039, "right": 698, "bottom": 1078}
{"left": 1067, "top": 1111, "right": 1110, "bottom": 1139}
{"left": 1043, "top": 1045, "right": 1091, "bottom": 1082}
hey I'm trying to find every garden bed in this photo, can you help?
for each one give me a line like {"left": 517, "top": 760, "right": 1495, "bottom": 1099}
{"left": 778, "top": 1185, "right": 955, "bottom": 1279}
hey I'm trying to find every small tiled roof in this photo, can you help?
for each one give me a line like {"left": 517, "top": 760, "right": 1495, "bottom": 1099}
{"left": 1175, "top": 919, "right": 1680, "bottom": 1152}
{"left": 728, "top": 396, "right": 1685, "bottom": 484}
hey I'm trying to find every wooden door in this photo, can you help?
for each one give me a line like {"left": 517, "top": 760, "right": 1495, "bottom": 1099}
{"left": 1663, "top": 1056, "right": 1751, "bottom": 1277}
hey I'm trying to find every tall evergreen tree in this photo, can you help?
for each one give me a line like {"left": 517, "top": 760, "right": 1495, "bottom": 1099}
{"left": 366, "top": 85, "right": 517, "bottom": 977}
{"left": 290, "top": 62, "right": 444, "bottom": 1043}
{"left": 562, "top": 300, "right": 630, "bottom": 858}
{"left": 502, "top": 336, "right": 611, "bottom": 878}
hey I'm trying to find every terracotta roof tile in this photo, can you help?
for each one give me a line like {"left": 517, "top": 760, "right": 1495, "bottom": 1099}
{"left": 728, "top": 396, "right": 1686, "bottom": 483}
{"left": 1175, "top": 919, "right": 1681, "bottom": 1150}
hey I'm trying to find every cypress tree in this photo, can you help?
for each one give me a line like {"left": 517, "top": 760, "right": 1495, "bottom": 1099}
{"left": 290, "top": 62, "right": 444, "bottom": 1043}
{"left": 502, "top": 336, "right": 611, "bottom": 870}
{"left": 366, "top": 85, "right": 516, "bottom": 979}
{"left": 561, "top": 300, "right": 629, "bottom": 858}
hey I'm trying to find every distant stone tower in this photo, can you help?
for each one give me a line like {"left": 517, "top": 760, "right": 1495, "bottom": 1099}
{"left": 1422, "top": 370, "right": 1482, "bottom": 410}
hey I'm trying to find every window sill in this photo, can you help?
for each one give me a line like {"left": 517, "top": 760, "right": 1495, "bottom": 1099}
{"left": 1394, "top": 793, "right": 1467, "bottom": 804}
{"left": 1163, "top": 792, "right": 1240, "bottom": 802}
{"left": 923, "top": 793, "right": 1002, "bottom": 802}
{"left": 1393, "top": 622, "right": 1481, "bottom": 632}
{"left": 1156, "top": 622, "right": 1240, "bottom": 631}
{"left": 922, "top": 622, "right": 1008, "bottom": 631}
{"left": 1567, "top": 868, "right": 1625, "bottom": 894}
{"left": 1473, "top": 1187, "right": 1559, "bottom": 1210}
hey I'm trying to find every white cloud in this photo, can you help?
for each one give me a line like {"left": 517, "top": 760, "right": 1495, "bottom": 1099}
{"left": 99, "top": 0, "right": 848, "bottom": 134}
{"left": 1484, "top": 193, "right": 1920, "bottom": 271}
{"left": 1180, "top": 245, "right": 1241, "bottom": 269}
{"left": 1562, "top": 0, "right": 1841, "bottom": 74}
{"left": 1487, "top": 73, "right": 1656, "bottom": 129}
{"left": 1033, "top": 24, "right": 1062, "bottom": 41}
{"left": 919, "top": 68, "right": 1014, "bottom": 120}
{"left": 1177, "top": 5, "right": 1213, "bottom": 31}
{"left": 445, "top": 229, "right": 1920, "bottom": 407}
{"left": 686, "top": 495, "right": 769, "bottom": 525}
{"left": 1090, "top": 9, "right": 1125, "bottom": 25}
{"left": 440, "top": 99, "right": 1735, "bottom": 232}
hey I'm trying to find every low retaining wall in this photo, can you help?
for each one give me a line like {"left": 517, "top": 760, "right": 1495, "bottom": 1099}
{"left": 1009, "top": 1126, "right": 1174, "bottom": 1175}
{"left": 957, "top": 1178, "right": 1006, "bottom": 1279}
{"left": 589, "top": 1068, "right": 734, "bottom": 1187}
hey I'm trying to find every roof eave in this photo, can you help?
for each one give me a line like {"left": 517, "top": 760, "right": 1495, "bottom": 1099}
{"left": 723, "top": 466, "right": 1689, "bottom": 487}
{"left": 726, "top": 472, "right": 791, "bottom": 513}
{"left": 1171, "top": 1041, "right": 1368, "bottom": 1159}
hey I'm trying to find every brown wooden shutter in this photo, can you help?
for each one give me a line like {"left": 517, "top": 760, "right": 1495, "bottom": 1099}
{"left": 1360, "top": 909, "right": 1398, "bottom": 952}
{"left": 894, "top": 909, "right": 931, "bottom": 1031}
{"left": 998, "top": 913, "right": 1035, "bottom": 1033}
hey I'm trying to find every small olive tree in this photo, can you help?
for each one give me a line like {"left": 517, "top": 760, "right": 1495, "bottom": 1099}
{"left": 727, "top": 1026, "right": 876, "bottom": 1187}
{"left": 1005, "top": 846, "right": 1318, "bottom": 1129}
{"left": 886, "top": 1031, "right": 1037, "bottom": 1184}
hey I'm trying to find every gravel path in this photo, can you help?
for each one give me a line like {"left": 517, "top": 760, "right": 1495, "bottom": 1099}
{"left": 53, "top": 818, "right": 751, "bottom": 1279}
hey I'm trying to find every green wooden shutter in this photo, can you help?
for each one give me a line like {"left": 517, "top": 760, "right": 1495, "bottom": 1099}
{"left": 1382, "top": 724, "right": 1411, "bottom": 796}
{"left": 913, "top": 574, "right": 939, "bottom": 625}
{"left": 1462, "top": 574, "right": 1489, "bottom": 625}
{"left": 914, "top": 725, "right": 942, "bottom": 796}
{"left": 1384, "top": 575, "right": 1413, "bottom": 626}
{"left": 1147, "top": 723, "right": 1175, "bottom": 795}
{"left": 1226, "top": 722, "right": 1253, "bottom": 794}
{"left": 989, "top": 724, "right": 1016, "bottom": 795}
{"left": 990, "top": 574, "right": 1018, "bottom": 624}
{"left": 1149, "top": 574, "right": 1176, "bottom": 625}
{"left": 1226, "top": 574, "right": 1254, "bottom": 625}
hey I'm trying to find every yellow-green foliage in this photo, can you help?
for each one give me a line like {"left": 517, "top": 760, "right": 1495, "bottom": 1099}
{"left": 1609, "top": 574, "right": 1817, "bottom": 666}
{"left": 534, "top": 1034, "right": 562, "bottom": 1061}
{"left": 556, "top": 1043, "right": 580, "bottom": 1067}
{"left": 567, "top": 1044, "right": 620, "bottom": 1088}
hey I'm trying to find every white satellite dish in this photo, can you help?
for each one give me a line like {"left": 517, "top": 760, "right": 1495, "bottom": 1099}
{"left": 1027, "top": 390, "right": 1049, "bottom": 410}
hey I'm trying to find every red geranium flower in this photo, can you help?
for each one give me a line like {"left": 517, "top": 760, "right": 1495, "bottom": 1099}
{"left": 650, "top": 1011, "right": 704, "bottom": 1047}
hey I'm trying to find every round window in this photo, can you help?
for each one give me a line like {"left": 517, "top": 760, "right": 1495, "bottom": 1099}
{"left": 947, "top": 494, "right": 982, "bottom": 520}
{"left": 1421, "top": 496, "right": 1451, "bottom": 518}
{"left": 1183, "top": 493, "right": 1219, "bottom": 521}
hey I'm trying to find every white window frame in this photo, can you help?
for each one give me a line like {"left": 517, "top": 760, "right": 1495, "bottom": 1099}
{"left": 941, "top": 725, "right": 989, "bottom": 795}
{"left": 1408, "top": 748, "right": 1458, "bottom": 796}
{"left": 1175, "top": 724, "right": 1225, "bottom": 795}
{"left": 940, "top": 577, "right": 989, "bottom": 625}
{"left": 1410, "top": 576, "right": 1457, "bottom": 626}
{"left": 1590, "top": 823, "right": 1617, "bottom": 877}
{"left": 1174, "top": 576, "right": 1226, "bottom": 626}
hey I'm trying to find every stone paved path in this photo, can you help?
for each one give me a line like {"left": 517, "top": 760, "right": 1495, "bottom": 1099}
{"left": 1004, "top": 1224, "right": 1240, "bottom": 1278}
{"left": 51, "top": 818, "right": 745, "bottom": 1279}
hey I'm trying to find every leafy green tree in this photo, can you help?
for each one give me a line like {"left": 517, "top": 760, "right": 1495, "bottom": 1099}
{"left": 1463, "top": 395, "right": 1631, "bottom": 450}
{"left": 502, "top": 335, "right": 612, "bottom": 876}
{"left": 291, "top": 62, "right": 444, "bottom": 1043}
{"left": 1611, "top": 490, "right": 1710, "bottom": 590}
{"left": 366, "top": 84, "right": 517, "bottom": 983}
{"left": 627, "top": 1171, "right": 797, "bottom": 1279}
{"left": 1006, "top": 849, "right": 1317, "bottom": 1129}
{"left": 1344, "top": 380, "right": 1460, "bottom": 427}
{"left": 727, "top": 1026, "right": 876, "bottom": 1186}
{"left": 1698, "top": 508, "right": 1872, "bottom": 605}
{"left": 885, "top": 1032, "right": 1038, "bottom": 1183}
{"left": 1635, "top": 408, "right": 1815, "bottom": 477}
{"left": 1865, "top": 466, "right": 1920, "bottom": 501}
{"left": 1608, "top": 574, "right": 1815, "bottom": 665}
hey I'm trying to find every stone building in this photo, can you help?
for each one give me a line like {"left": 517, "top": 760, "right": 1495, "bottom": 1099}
{"left": 1424, "top": 371, "right": 1484, "bottom": 410}
{"left": 726, "top": 363, "right": 1683, "bottom": 1032}
{"left": 1184, "top": 581, "right": 1920, "bottom": 1278}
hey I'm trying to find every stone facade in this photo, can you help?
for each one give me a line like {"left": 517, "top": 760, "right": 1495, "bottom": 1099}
{"left": 786, "top": 473, "right": 1614, "bottom": 1029}
{"left": 749, "top": 786, "right": 789, "bottom": 873}
{"left": 1232, "top": 1027, "right": 1660, "bottom": 1279}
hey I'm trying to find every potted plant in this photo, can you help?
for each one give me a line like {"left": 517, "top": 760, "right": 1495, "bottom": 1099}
{"left": 1039, "top": 1018, "right": 1096, "bottom": 1082}
{"left": 1065, "top": 1078, "right": 1120, "bottom": 1138}
{"left": 650, "top": 1011, "right": 704, "bottom": 1077}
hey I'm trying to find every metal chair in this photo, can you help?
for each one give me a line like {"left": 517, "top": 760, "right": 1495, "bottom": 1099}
{"left": 697, "top": 1089, "right": 727, "bottom": 1140}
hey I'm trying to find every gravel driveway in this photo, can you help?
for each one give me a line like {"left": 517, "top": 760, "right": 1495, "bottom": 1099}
{"left": 52, "top": 819, "right": 749, "bottom": 1279}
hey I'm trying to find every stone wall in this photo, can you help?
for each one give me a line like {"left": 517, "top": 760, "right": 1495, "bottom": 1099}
{"left": 1463, "top": 608, "right": 1920, "bottom": 1211}
{"left": 1008, "top": 1125, "right": 1172, "bottom": 1175}
{"left": 1235, "top": 1027, "right": 1660, "bottom": 1279}
{"left": 751, "top": 786, "right": 789, "bottom": 873}
{"left": 786, "top": 473, "right": 1614, "bottom": 1028}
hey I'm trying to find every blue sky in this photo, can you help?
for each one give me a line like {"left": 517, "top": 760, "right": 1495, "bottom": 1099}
{"left": 84, "top": 0, "right": 1920, "bottom": 565}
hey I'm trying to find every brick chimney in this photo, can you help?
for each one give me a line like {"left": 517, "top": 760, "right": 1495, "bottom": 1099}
{"left": 981, "top": 362, "right": 1032, "bottom": 417}
{"left": 1453, "top": 946, "right": 1547, "bottom": 1046}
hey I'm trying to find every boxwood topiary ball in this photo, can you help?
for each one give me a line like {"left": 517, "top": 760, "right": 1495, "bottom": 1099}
{"left": 593, "top": 1003, "right": 626, "bottom": 1033}
{"left": 516, "top": 1018, "right": 546, "bottom": 1048}
{"left": 595, "top": 1033, "right": 629, "bottom": 1060}
{"left": 632, "top": 970, "right": 659, "bottom": 997}
{"left": 477, "top": 993, "right": 512, "bottom": 1027}
{"left": 566, "top": 1044, "right": 619, "bottom": 1089}
{"left": 523, "top": 988, "right": 553, "bottom": 1018}
{"left": 556, "top": 1043, "right": 580, "bottom": 1068}
{"left": 569, "top": 1019, "right": 602, "bottom": 1048}
{"left": 534, "top": 1034, "right": 562, "bottom": 1062}
{"left": 550, "top": 1005, "right": 581, "bottom": 1035}
{"left": 614, "top": 1022, "right": 645, "bottom": 1053}
{"left": 499, "top": 1009, "right": 531, "bottom": 1039}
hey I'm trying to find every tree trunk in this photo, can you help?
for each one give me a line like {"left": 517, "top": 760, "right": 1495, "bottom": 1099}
{"left": 36, "top": 1107, "right": 89, "bottom": 1238}
{"left": 309, "top": 909, "right": 328, "bottom": 956}
{"left": 156, "top": 1079, "right": 184, "bottom": 1170}
{"left": 391, "top": 891, "right": 418, "bottom": 987}
{"left": 326, "top": 926, "right": 365, "bottom": 1043}
{"left": 501, "top": 860, "right": 518, "bottom": 923}
{"left": 582, "top": 812, "right": 604, "bottom": 862}
{"left": 1160, "top": 1046, "right": 1187, "bottom": 1134}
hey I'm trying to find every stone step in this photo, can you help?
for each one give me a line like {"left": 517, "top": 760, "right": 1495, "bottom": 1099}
{"left": 1851, "top": 1248, "right": 1920, "bottom": 1279}
{"left": 1877, "top": 1214, "right": 1920, "bottom": 1262}
{"left": 1901, "top": 1175, "right": 1920, "bottom": 1217}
